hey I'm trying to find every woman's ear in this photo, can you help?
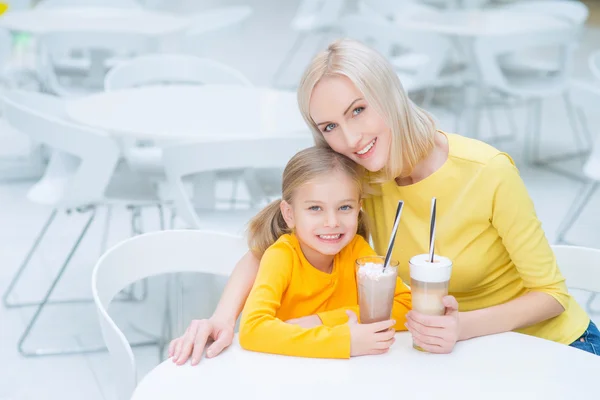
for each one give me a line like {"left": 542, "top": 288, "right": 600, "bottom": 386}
{"left": 280, "top": 200, "right": 295, "bottom": 229}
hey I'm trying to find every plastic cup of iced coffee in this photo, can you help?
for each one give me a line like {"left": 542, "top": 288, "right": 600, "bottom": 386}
{"left": 409, "top": 254, "right": 453, "bottom": 351}
{"left": 356, "top": 256, "right": 398, "bottom": 324}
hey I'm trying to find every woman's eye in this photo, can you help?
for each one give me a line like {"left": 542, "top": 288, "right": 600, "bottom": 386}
{"left": 324, "top": 123, "right": 336, "bottom": 132}
{"left": 353, "top": 107, "right": 364, "bottom": 116}
{"left": 340, "top": 205, "right": 352, "bottom": 211}
{"left": 309, "top": 206, "right": 321, "bottom": 211}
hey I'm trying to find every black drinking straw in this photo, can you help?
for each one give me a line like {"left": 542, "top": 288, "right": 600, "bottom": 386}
{"left": 383, "top": 200, "right": 404, "bottom": 271}
{"left": 429, "top": 198, "right": 437, "bottom": 263}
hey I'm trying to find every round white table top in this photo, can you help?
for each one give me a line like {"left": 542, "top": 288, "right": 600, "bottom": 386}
{"left": 131, "top": 332, "right": 600, "bottom": 400}
{"left": 0, "top": 7, "right": 190, "bottom": 35}
{"left": 65, "top": 85, "right": 309, "bottom": 140}
{"left": 397, "top": 10, "right": 570, "bottom": 37}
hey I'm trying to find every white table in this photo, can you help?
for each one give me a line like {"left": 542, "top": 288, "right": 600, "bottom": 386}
{"left": 131, "top": 332, "right": 600, "bottom": 400}
{"left": 65, "top": 85, "right": 308, "bottom": 141}
{"left": 0, "top": 7, "right": 191, "bottom": 35}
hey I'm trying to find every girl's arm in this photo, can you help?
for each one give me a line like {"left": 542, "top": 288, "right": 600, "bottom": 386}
{"left": 239, "top": 246, "right": 352, "bottom": 359}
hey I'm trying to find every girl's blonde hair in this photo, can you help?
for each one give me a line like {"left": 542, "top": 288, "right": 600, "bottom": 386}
{"left": 247, "top": 146, "right": 370, "bottom": 257}
{"left": 298, "top": 38, "right": 437, "bottom": 182}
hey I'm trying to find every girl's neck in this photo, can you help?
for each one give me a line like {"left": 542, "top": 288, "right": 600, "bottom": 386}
{"left": 297, "top": 239, "right": 335, "bottom": 274}
{"left": 395, "top": 131, "right": 448, "bottom": 187}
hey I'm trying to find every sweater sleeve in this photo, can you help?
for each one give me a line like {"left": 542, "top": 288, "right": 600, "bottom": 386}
{"left": 488, "top": 154, "right": 569, "bottom": 309}
{"left": 239, "top": 244, "right": 351, "bottom": 358}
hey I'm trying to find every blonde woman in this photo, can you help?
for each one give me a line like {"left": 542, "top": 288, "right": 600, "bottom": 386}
{"left": 169, "top": 39, "right": 598, "bottom": 364}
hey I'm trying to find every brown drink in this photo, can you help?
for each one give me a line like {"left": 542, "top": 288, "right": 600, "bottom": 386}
{"left": 356, "top": 256, "right": 398, "bottom": 324}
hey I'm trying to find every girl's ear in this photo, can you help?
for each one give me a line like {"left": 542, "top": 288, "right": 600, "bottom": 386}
{"left": 280, "top": 200, "right": 295, "bottom": 229}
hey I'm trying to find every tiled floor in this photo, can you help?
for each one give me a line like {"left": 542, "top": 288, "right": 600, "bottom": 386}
{"left": 1, "top": 0, "right": 600, "bottom": 399}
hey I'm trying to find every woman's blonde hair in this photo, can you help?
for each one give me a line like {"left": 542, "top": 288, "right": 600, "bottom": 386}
{"left": 247, "top": 146, "right": 370, "bottom": 257}
{"left": 297, "top": 38, "right": 437, "bottom": 182}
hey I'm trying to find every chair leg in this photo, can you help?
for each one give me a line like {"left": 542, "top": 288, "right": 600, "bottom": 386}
{"left": 555, "top": 182, "right": 598, "bottom": 244}
{"left": 17, "top": 206, "right": 100, "bottom": 356}
{"left": 586, "top": 293, "right": 600, "bottom": 315}
{"left": 272, "top": 32, "right": 308, "bottom": 88}
{"left": 3, "top": 209, "right": 59, "bottom": 308}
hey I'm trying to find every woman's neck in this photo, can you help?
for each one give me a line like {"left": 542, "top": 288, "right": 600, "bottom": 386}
{"left": 395, "top": 131, "right": 449, "bottom": 187}
{"left": 298, "top": 240, "right": 334, "bottom": 274}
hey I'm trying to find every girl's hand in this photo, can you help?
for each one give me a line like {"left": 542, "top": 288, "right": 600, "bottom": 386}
{"left": 405, "top": 295, "right": 460, "bottom": 354}
{"left": 285, "top": 315, "right": 323, "bottom": 328}
{"left": 346, "top": 310, "right": 396, "bottom": 357}
{"left": 168, "top": 317, "right": 234, "bottom": 366}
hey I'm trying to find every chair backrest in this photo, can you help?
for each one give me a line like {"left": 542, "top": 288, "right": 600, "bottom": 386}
{"left": 337, "top": 14, "right": 450, "bottom": 84}
{"left": 552, "top": 245, "right": 600, "bottom": 293}
{"left": 92, "top": 230, "right": 247, "bottom": 400}
{"left": 291, "top": 0, "right": 345, "bottom": 31}
{"left": 501, "top": 0, "right": 589, "bottom": 25}
{"left": 36, "top": 0, "right": 142, "bottom": 9}
{"left": 185, "top": 6, "right": 253, "bottom": 37}
{"left": 590, "top": 49, "right": 600, "bottom": 82}
{"left": 162, "top": 135, "right": 312, "bottom": 229}
{"left": 104, "top": 54, "right": 253, "bottom": 91}
{"left": 474, "top": 25, "right": 580, "bottom": 94}
{"left": 359, "top": 0, "right": 438, "bottom": 20}
{"left": 1, "top": 90, "right": 120, "bottom": 207}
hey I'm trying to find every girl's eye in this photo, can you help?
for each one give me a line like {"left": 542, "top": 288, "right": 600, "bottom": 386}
{"left": 353, "top": 107, "right": 364, "bottom": 116}
{"left": 324, "top": 123, "right": 336, "bottom": 132}
{"left": 340, "top": 205, "right": 352, "bottom": 211}
{"left": 308, "top": 206, "right": 321, "bottom": 211}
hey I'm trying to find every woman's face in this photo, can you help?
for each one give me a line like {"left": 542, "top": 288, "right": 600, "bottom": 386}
{"left": 309, "top": 74, "right": 392, "bottom": 172}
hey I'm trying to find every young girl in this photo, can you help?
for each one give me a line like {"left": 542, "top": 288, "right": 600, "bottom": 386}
{"left": 238, "top": 146, "right": 411, "bottom": 359}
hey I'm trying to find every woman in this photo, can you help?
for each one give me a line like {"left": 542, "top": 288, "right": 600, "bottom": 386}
{"left": 169, "top": 39, "right": 598, "bottom": 365}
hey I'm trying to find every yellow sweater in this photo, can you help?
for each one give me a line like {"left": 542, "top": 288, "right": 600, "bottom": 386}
{"left": 364, "top": 132, "right": 589, "bottom": 344}
{"left": 239, "top": 234, "right": 412, "bottom": 358}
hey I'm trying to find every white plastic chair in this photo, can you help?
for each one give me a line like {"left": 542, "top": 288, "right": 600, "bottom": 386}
{"left": 183, "top": 6, "right": 253, "bottom": 54}
{"left": 104, "top": 54, "right": 253, "bottom": 91}
{"left": 359, "top": 0, "right": 439, "bottom": 20}
{"left": 272, "top": 0, "right": 345, "bottom": 87}
{"left": 552, "top": 245, "right": 600, "bottom": 314}
{"left": 1, "top": 89, "right": 161, "bottom": 357}
{"left": 36, "top": 0, "right": 142, "bottom": 9}
{"left": 93, "top": 230, "right": 248, "bottom": 400}
{"left": 590, "top": 49, "right": 600, "bottom": 82}
{"left": 337, "top": 14, "right": 454, "bottom": 96}
{"left": 37, "top": 31, "right": 155, "bottom": 97}
{"left": 474, "top": 25, "right": 588, "bottom": 167}
{"left": 162, "top": 135, "right": 313, "bottom": 231}
{"left": 499, "top": 0, "right": 589, "bottom": 74}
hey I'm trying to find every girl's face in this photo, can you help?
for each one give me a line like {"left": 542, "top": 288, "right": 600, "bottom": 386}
{"left": 309, "top": 74, "right": 392, "bottom": 172}
{"left": 281, "top": 169, "right": 360, "bottom": 261}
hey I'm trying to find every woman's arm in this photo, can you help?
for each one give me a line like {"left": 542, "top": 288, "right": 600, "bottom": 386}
{"left": 407, "top": 154, "right": 567, "bottom": 353}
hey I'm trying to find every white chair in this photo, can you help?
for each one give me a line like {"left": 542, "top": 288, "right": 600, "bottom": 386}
{"left": 590, "top": 49, "right": 600, "bottom": 82}
{"left": 499, "top": 1, "right": 589, "bottom": 74}
{"left": 36, "top": 0, "right": 142, "bottom": 8}
{"left": 37, "top": 31, "right": 155, "bottom": 97}
{"left": 552, "top": 245, "right": 600, "bottom": 315}
{"left": 556, "top": 80, "right": 600, "bottom": 245}
{"left": 272, "top": 0, "right": 345, "bottom": 87}
{"left": 93, "top": 230, "right": 248, "bottom": 400}
{"left": 337, "top": 14, "right": 455, "bottom": 98}
{"left": 359, "top": 0, "right": 439, "bottom": 20}
{"left": 162, "top": 135, "right": 313, "bottom": 232}
{"left": 473, "top": 25, "right": 588, "bottom": 170}
{"left": 183, "top": 6, "right": 253, "bottom": 54}
{"left": 104, "top": 54, "right": 253, "bottom": 91}
{"left": 1, "top": 89, "right": 161, "bottom": 357}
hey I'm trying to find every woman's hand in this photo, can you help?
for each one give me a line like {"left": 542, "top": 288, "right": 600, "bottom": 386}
{"left": 405, "top": 295, "right": 460, "bottom": 354}
{"left": 285, "top": 315, "right": 323, "bottom": 328}
{"left": 168, "top": 317, "right": 235, "bottom": 366}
